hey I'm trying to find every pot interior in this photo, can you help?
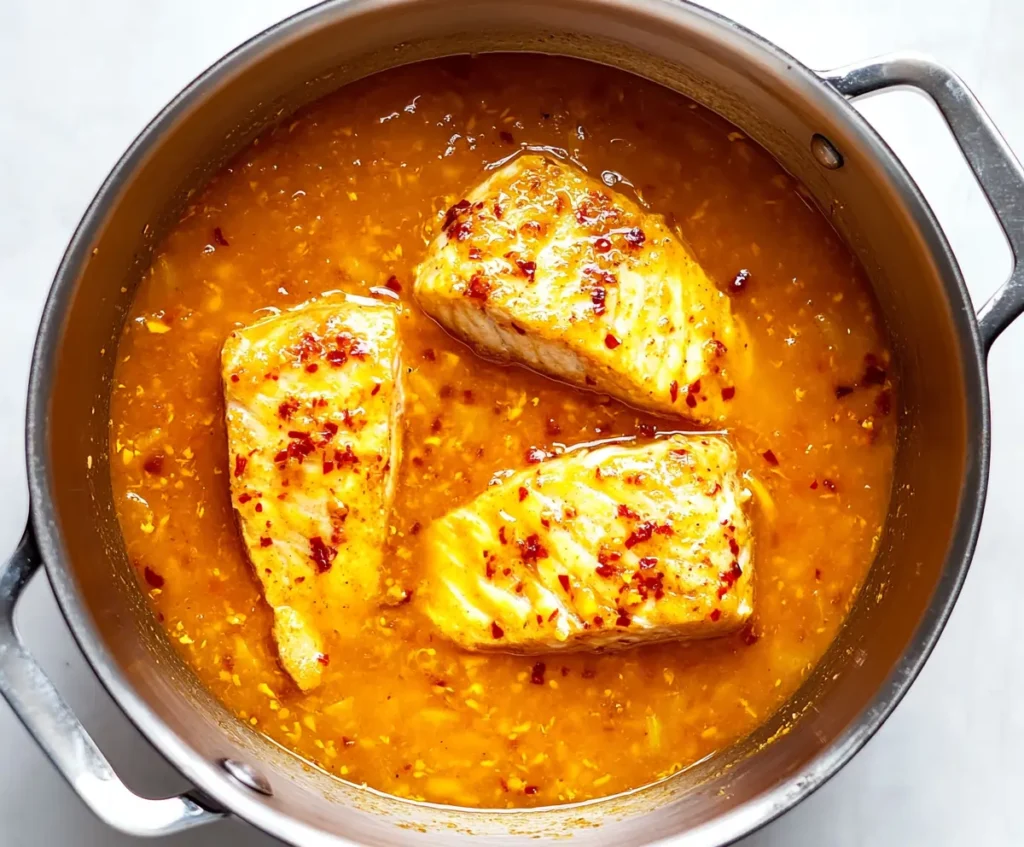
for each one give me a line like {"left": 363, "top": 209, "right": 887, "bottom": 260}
{"left": 37, "top": 1, "right": 980, "bottom": 844}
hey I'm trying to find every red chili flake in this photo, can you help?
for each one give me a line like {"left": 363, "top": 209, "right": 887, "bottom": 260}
{"left": 468, "top": 246, "right": 482, "bottom": 260}
{"left": 729, "top": 537, "right": 740, "bottom": 557}
{"left": 323, "top": 460, "right": 334, "bottom": 474}
{"left": 594, "top": 236, "right": 612, "bottom": 253}
{"left": 421, "top": 348, "right": 437, "bottom": 363}
{"left": 623, "top": 227, "right": 645, "bottom": 248}
{"left": 234, "top": 455, "right": 247, "bottom": 478}
{"left": 517, "top": 486, "right": 529, "bottom": 502}
{"left": 385, "top": 275, "right": 402, "bottom": 293}
{"left": 451, "top": 219, "right": 473, "bottom": 241}
{"left": 669, "top": 380, "right": 679, "bottom": 403}
{"left": 305, "top": 363, "right": 319, "bottom": 373}
{"left": 835, "top": 385, "right": 855, "bottom": 399}
{"left": 430, "top": 417, "right": 443, "bottom": 434}
{"left": 238, "top": 493, "right": 252, "bottom": 504}
{"left": 498, "top": 526, "right": 508, "bottom": 545}
{"left": 142, "top": 455, "right": 164, "bottom": 475}
{"left": 638, "top": 556, "right": 658, "bottom": 569}
{"left": 624, "top": 521, "right": 655, "bottom": 548}
{"left": 617, "top": 504, "right": 638, "bottom": 519}
{"left": 465, "top": 273, "right": 492, "bottom": 301}
{"left": 604, "top": 333, "right": 621, "bottom": 349}
{"left": 540, "top": 517, "right": 551, "bottom": 529}
{"left": 213, "top": 227, "right": 229, "bottom": 247}
{"left": 558, "top": 574, "right": 571, "bottom": 592}
{"left": 499, "top": 130, "right": 515, "bottom": 144}
{"left": 143, "top": 567, "right": 164, "bottom": 588}
{"left": 255, "top": 502, "right": 263, "bottom": 513}
{"left": 410, "top": 521, "right": 422, "bottom": 536}
{"left": 762, "top": 449, "right": 779, "bottom": 466}
{"left": 317, "top": 653, "right": 331, "bottom": 666}
{"left": 654, "top": 524, "right": 674, "bottom": 537}
{"left": 309, "top": 536, "right": 338, "bottom": 572}
{"left": 442, "top": 199, "right": 471, "bottom": 232}
{"left": 520, "top": 534, "right": 549, "bottom": 563}
{"left": 278, "top": 398, "right": 299, "bottom": 420}
{"left": 595, "top": 564, "right": 617, "bottom": 578}
{"left": 516, "top": 259, "right": 537, "bottom": 282}
{"left": 230, "top": 374, "right": 240, "bottom": 383}
{"left": 815, "top": 568, "right": 823, "bottom": 580}
{"left": 590, "top": 285, "right": 606, "bottom": 315}
{"left": 721, "top": 386, "right": 736, "bottom": 401}
{"left": 325, "top": 349, "right": 346, "bottom": 368}
{"left": 615, "top": 610, "right": 631, "bottom": 627}
{"left": 260, "top": 537, "right": 272, "bottom": 548}
{"left": 685, "top": 393, "right": 697, "bottom": 409}
{"left": 549, "top": 609, "right": 560, "bottom": 622}
{"left": 296, "top": 332, "right": 323, "bottom": 362}
{"left": 822, "top": 478, "right": 837, "bottom": 492}
{"left": 716, "top": 560, "right": 743, "bottom": 600}
{"left": 710, "top": 609, "right": 722, "bottom": 622}
{"left": 491, "top": 621, "right": 505, "bottom": 639}
{"left": 810, "top": 480, "right": 819, "bottom": 489}
{"left": 730, "top": 269, "right": 751, "bottom": 293}
{"left": 524, "top": 785, "right": 539, "bottom": 796}
{"left": 273, "top": 450, "right": 288, "bottom": 464}
{"left": 530, "top": 662, "right": 546, "bottom": 685}
{"left": 334, "top": 445, "right": 359, "bottom": 467}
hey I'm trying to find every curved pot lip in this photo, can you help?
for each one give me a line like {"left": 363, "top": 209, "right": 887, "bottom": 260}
{"left": 24, "top": 0, "right": 990, "bottom": 845}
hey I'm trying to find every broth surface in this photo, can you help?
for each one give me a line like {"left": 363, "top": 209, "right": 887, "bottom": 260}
{"left": 109, "top": 55, "right": 895, "bottom": 808}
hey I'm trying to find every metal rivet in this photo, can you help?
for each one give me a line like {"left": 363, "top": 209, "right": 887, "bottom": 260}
{"left": 811, "top": 133, "right": 844, "bottom": 169}
{"left": 219, "top": 758, "right": 273, "bottom": 796}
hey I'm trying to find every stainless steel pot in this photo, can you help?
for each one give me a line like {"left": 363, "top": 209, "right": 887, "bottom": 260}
{"left": 2, "top": 1, "right": 1022, "bottom": 844}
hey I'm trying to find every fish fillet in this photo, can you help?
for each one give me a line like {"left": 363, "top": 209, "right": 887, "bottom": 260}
{"left": 222, "top": 295, "right": 401, "bottom": 690}
{"left": 421, "top": 435, "right": 753, "bottom": 653}
{"left": 414, "top": 154, "right": 744, "bottom": 421}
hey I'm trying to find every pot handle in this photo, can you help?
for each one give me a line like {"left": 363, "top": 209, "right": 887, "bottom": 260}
{"left": 821, "top": 53, "right": 1024, "bottom": 350}
{"left": 0, "top": 524, "right": 224, "bottom": 836}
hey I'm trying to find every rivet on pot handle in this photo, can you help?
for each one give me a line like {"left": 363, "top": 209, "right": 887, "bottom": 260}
{"left": 821, "top": 53, "right": 1024, "bottom": 351}
{"left": 0, "top": 525, "right": 225, "bottom": 836}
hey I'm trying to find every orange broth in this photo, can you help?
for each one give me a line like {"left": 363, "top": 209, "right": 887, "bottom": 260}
{"left": 109, "top": 55, "right": 895, "bottom": 808}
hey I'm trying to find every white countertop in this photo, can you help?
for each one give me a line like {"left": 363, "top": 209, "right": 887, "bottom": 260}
{"left": 1, "top": 1, "right": 1022, "bottom": 844}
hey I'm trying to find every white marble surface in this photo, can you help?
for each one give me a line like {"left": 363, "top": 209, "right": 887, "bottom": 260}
{"left": 1, "top": 0, "right": 1022, "bottom": 844}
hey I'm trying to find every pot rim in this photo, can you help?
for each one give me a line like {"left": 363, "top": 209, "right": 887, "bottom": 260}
{"left": 24, "top": 1, "right": 990, "bottom": 844}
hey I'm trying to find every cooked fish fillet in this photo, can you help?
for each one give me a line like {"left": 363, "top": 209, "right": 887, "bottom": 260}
{"left": 222, "top": 295, "right": 401, "bottom": 691}
{"left": 421, "top": 435, "right": 753, "bottom": 653}
{"left": 414, "top": 154, "right": 743, "bottom": 421}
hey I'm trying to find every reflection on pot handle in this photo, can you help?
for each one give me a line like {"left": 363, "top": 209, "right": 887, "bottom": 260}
{"left": 821, "top": 53, "right": 1024, "bottom": 351}
{"left": 0, "top": 525, "right": 225, "bottom": 836}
